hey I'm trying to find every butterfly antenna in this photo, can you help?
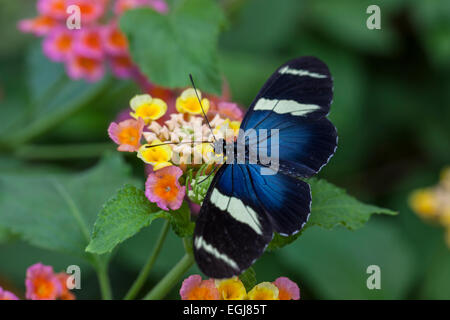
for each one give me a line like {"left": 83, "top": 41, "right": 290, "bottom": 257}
{"left": 196, "top": 164, "right": 220, "bottom": 185}
{"left": 145, "top": 141, "right": 209, "bottom": 148}
{"left": 189, "top": 74, "right": 217, "bottom": 142}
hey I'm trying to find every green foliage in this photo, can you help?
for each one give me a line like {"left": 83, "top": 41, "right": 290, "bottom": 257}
{"left": 304, "top": 0, "right": 401, "bottom": 55}
{"left": 277, "top": 220, "right": 417, "bottom": 299}
{"left": 186, "top": 163, "right": 214, "bottom": 205}
{"left": 170, "top": 202, "right": 195, "bottom": 238}
{"left": 0, "top": 226, "right": 16, "bottom": 244}
{"left": 412, "top": 0, "right": 450, "bottom": 69}
{"left": 0, "top": 154, "right": 132, "bottom": 261}
{"left": 268, "top": 179, "right": 397, "bottom": 250}
{"left": 0, "top": 45, "right": 111, "bottom": 146}
{"left": 239, "top": 267, "right": 257, "bottom": 292}
{"left": 421, "top": 241, "right": 450, "bottom": 299}
{"left": 87, "top": 185, "right": 195, "bottom": 255}
{"left": 120, "top": 0, "right": 226, "bottom": 94}
{"left": 86, "top": 185, "right": 166, "bottom": 254}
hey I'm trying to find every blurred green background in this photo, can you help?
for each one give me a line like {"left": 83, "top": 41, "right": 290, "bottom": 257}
{"left": 0, "top": 0, "right": 449, "bottom": 299}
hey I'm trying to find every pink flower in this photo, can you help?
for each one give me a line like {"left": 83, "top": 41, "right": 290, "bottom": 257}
{"left": 102, "top": 22, "right": 129, "bottom": 56}
{"left": 25, "top": 263, "right": 62, "bottom": 300}
{"left": 145, "top": 166, "right": 186, "bottom": 211}
{"left": 180, "top": 275, "right": 220, "bottom": 300}
{"left": 18, "top": 15, "right": 59, "bottom": 36}
{"left": 73, "top": 27, "right": 104, "bottom": 59}
{"left": 37, "top": 0, "right": 67, "bottom": 20}
{"left": 66, "top": 52, "right": 104, "bottom": 82}
{"left": 66, "top": 0, "right": 106, "bottom": 24}
{"left": 42, "top": 27, "right": 76, "bottom": 62}
{"left": 108, "top": 118, "right": 145, "bottom": 152}
{"left": 273, "top": 277, "right": 300, "bottom": 300}
{"left": 0, "top": 287, "right": 19, "bottom": 300}
{"left": 215, "top": 102, "right": 244, "bottom": 121}
{"left": 110, "top": 55, "right": 136, "bottom": 79}
{"left": 149, "top": 0, "right": 169, "bottom": 13}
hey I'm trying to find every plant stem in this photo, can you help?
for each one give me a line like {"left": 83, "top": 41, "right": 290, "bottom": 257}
{"left": 124, "top": 220, "right": 171, "bottom": 300}
{"left": 142, "top": 238, "right": 194, "bottom": 300}
{"left": 96, "top": 259, "right": 113, "bottom": 300}
{"left": 15, "top": 142, "right": 114, "bottom": 160}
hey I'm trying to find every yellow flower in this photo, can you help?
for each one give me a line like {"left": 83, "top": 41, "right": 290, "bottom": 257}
{"left": 409, "top": 189, "right": 438, "bottom": 218}
{"left": 215, "top": 277, "right": 247, "bottom": 300}
{"left": 247, "top": 282, "right": 279, "bottom": 300}
{"left": 137, "top": 139, "right": 173, "bottom": 170}
{"left": 176, "top": 88, "right": 210, "bottom": 115}
{"left": 213, "top": 119, "right": 241, "bottom": 140}
{"left": 194, "top": 143, "right": 219, "bottom": 164}
{"left": 130, "top": 94, "right": 167, "bottom": 124}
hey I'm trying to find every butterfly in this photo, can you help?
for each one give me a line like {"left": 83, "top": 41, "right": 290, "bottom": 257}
{"left": 193, "top": 57, "right": 337, "bottom": 279}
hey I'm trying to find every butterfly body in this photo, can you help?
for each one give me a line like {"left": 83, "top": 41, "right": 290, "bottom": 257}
{"left": 194, "top": 57, "right": 338, "bottom": 279}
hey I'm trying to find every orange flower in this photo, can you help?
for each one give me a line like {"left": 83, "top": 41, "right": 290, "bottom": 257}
{"left": 103, "top": 23, "right": 129, "bottom": 56}
{"left": 66, "top": 53, "right": 104, "bottom": 82}
{"left": 37, "top": 0, "right": 67, "bottom": 20}
{"left": 56, "top": 273, "right": 76, "bottom": 300}
{"left": 108, "top": 118, "right": 145, "bottom": 152}
{"left": 18, "top": 15, "right": 59, "bottom": 36}
{"left": 43, "top": 28, "right": 74, "bottom": 62}
{"left": 145, "top": 165, "right": 186, "bottom": 211}
{"left": 273, "top": 277, "right": 300, "bottom": 300}
{"left": 26, "top": 263, "right": 62, "bottom": 300}
{"left": 180, "top": 275, "right": 220, "bottom": 300}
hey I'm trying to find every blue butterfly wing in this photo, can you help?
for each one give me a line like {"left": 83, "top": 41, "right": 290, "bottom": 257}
{"left": 193, "top": 163, "right": 312, "bottom": 278}
{"left": 241, "top": 56, "right": 337, "bottom": 178}
{"left": 193, "top": 164, "right": 273, "bottom": 279}
{"left": 246, "top": 164, "right": 311, "bottom": 236}
{"left": 194, "top": 57, "right": 337, "bottom": 278}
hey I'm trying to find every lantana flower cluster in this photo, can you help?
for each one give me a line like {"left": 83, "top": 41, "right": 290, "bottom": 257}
{"left": 108, "top": 88, "right": 243, "bottom": 211}
{"left": 180, "top": 275, "right": 300, "bottom": 300}
{"left": 409, "top": 167, "right": 450, "bottom": 247}
{"left": 0, "top": 263, "right": 75, "bottom": 300}
{"left": 19, "top": 0, "right": 168, "bottom": 82}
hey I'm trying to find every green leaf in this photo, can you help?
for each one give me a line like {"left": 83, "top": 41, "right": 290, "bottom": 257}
{"left": 87, "top": 185, "right": 195, "bottom": 254}
{"left": 306, "top": 178, "right": 397, "bottom": 229}
{"left": 120, "top": 0, "right": 226, "bottom": 94}
{"left": 170, "top": 202, "right": 195, "bottom": 238}
{"left": 0, "top": 154, "right": 133, "bottom": 262}
{"left": 268, "top": 179, "right": 397, "bottom": 250}
{"left": 239, "top": 267, "right": 257, "bottom": 292}
{"left": 86, "top": 185, "right": 166, "bottom": 254}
